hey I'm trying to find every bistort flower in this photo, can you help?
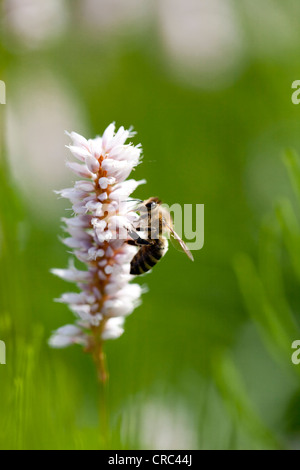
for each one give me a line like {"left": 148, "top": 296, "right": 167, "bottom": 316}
{"left": 49, "top": 123, "right": 146, "bottom": 381}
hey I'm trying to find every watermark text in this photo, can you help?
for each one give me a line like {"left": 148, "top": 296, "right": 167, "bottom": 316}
{"left": 0, "top": 80, "right": 6, "bottom": 104}
{"left": 0, "top": 340, "right": 6, "bottom": 364}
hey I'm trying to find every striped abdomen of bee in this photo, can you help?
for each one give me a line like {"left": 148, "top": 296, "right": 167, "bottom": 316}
{"left": 130, "top": 238, "right": 168, "bottom": 275}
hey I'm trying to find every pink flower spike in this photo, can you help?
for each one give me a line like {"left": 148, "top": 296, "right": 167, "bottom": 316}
{"left": 50, "top": 123, "right": 147, "bottom": 383}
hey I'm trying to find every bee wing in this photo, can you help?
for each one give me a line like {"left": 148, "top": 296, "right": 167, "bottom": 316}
{"left": 164, "top": 220, "right": 194, "bottom": 261}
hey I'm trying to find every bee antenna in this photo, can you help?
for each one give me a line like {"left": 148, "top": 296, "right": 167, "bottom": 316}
{"left": 124, "top": 198, "right": 143, "bottom": 202}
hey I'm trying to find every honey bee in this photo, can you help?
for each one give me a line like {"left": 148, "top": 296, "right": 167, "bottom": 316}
{"left": 127, "top": 197, "right": 194, "bottom": 275}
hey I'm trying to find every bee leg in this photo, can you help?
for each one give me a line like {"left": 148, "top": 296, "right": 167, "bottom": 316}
{"left": 127, "top": 240, "right": 139, "bottom": 246}
{"left": 131, "top": 225, "right": 142, "bottom": 232}
{"left": 127, "top": 230, "right": 151, "bottom": 246}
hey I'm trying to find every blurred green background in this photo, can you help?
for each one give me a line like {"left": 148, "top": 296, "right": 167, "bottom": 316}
{"left": 2, "top": 0, "right": 300, "bottom": 449}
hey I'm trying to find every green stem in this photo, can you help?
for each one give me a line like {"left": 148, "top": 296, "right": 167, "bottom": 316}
{"left": 95, "top": 342, "right": 110, "bottom": 447}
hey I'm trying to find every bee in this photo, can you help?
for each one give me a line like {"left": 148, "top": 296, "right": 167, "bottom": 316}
{"left": 127, "top": 197, "right": 194, "bottom": 275}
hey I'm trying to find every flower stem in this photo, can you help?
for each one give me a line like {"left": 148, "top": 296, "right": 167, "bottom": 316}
{"left": 94, "top": 341, "right": 110, "bottom": 447}
{"left": 97, "top": 341, "right": 108, "bottom": 383}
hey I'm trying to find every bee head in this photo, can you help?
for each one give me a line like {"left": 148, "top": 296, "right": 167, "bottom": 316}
{"left": 145, "top": 197, "right": 161, "bottom": 210}
{"left": 145, "top": 201, "right": 156, "bottom": 210}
